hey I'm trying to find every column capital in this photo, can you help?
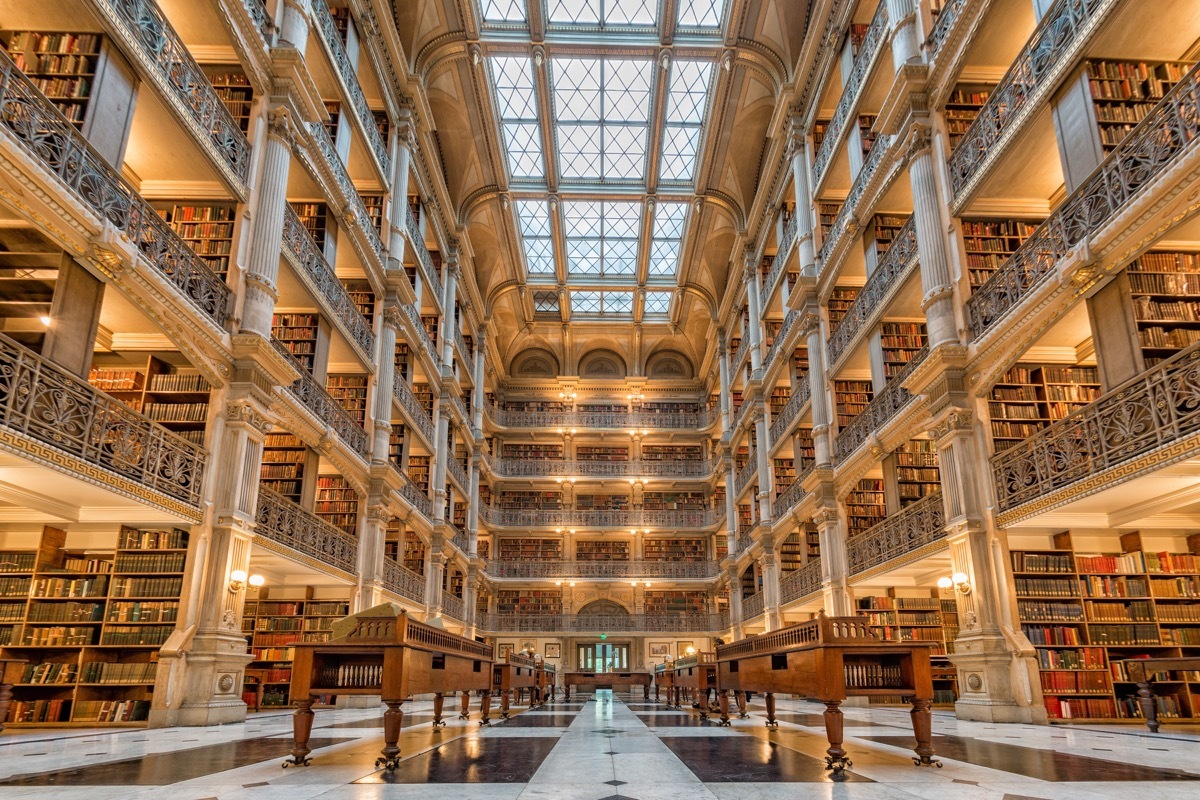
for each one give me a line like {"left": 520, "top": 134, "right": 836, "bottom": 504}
{"left": 366, "top": 505, "right": 393, "bottom": 524}
{"left": 786, "top": 113, "right": 806, "bottom": 158}
{"left": 225, "top": 401, "right": 275, "bottom": 435}
{"left": 382, "top": 304, "right": 404, "bottom": 331}
{"left": 903, "top": 122, "right": 934, "bottom": 163}
{"left": 266, "top": 105, "right": 299, "bottom": 149}
{"left": 798, "top": 311, "right": 822, "bottom": 338}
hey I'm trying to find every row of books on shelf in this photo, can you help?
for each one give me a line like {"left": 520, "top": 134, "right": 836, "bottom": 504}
{"left": 79, "top": 661, "right": 157, "bottom": 684}
{"left": 61, "top": 556, "right": 112, "bottom": 573}
{"left": 144, "top": 403, "right": 208, "bottom": 423}
{"left": 111, "top": 577, "right": 183, "bottom": 598}
{"left": 113, "top": 553, "right": 186, "bottom": 573}
{"left": 106, "top": 602, "right": 178, "bottom": 623}
{"left": 1040, "top": 670, "right": 1110, "bottom": 694}
{"left": 1138, "top": 327, "right": 1200, "bottom": 350}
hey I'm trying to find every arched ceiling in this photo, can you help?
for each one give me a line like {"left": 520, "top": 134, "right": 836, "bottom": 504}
{"left": 395, "top": 0, "right": 810, "bottom": 374}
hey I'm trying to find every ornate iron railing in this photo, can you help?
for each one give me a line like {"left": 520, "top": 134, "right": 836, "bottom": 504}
{"left": 926, "top": 0, "right": 968, "bottom": 58}
{"left": 485, "top": 560, "right": 721, "bottom": 579}
{"left": 0, "top": 53, "right": 232, "bottom": 328}
{"left": 768, "top": 381, "right": 811, "bottom": 446}
{"left": 732, "top": 332, "right": 751, "bottom": 372}
{"left": 811, "top": 0, "right": 888, "bottom": 187}
{"left": 848, "top": 492, "right": 946, "bottom": 575}
{"left": 948, "top": 0, "right": 1118, "bottom": 198}
{"left": 741, "top": 590, "right": 765, "bottom": 619}
{"left": 763, "top": 310, "right": 801, "bottom": 373}
{"left": 0, "top": 333, "right": 206, "bottom": 508}
{"left": 450, "top": 393, "right": 470, "bottom": 425}
{"left": 994, "top": 343, "right": 1200, "bottom": 513}
{"left": 735, "top": 448, "right": 757, "bottom": 494}
{"left": 94, "top": 0, "right": 251, "bottom": 183}
{"left": 448, "top": 457, "right": 469, "bottom": 491}
{"left": 392, "top": 374, "right": 435, "bottom": 444}
{"left": 307, "top": 122, "right": 385, "bottom": 264}
{"left": 309, "top": 0, "right": 390, "bottom": 177}
{"left": 382, "top": 556, "right": 424, "bottom": 603}
{"left": 281, "top": 206, "right": 375, "bottom": 360}
{"left": 271, "top": 338, "right": 370, "bottom": 459}
{"left": 485, "top": 405, "right": 718, "bottom": 430}
{"left": 779, "top": 558, "right": 822, "bottom": 604}
{"left": 478, "top": 612, "right": 729, "bottom": 633}
{"left": 454, "top": 327, "right": 472, "bottom": 366}
{"left": 441, "top": 591, "right": 465, "bottom": 621}
{"left": 255, "top": 487, "right": 357, "bottom": 574}
{"left": 772, "top": 477, "right": 807, "bottom": 519}
{"left": 449, "top": 526, "right": 470, "bottom": 554}
{"left": 834, "top": 345, "right": 929, "bottom": 463}
{"left": 738, "top": 529, "right": 753, "bottom": 553}
{"left": 817, "top": 132, "right": 892, "bottom": 267}
{"left": 827, "top": 217, "right": 918, "bottom": 367}
{"left": 488, "top": 457, "right": 715, "bottom": 479}
{"left": 405, "top": 205, "right": 440, "bottom": 294}
{"left": 479, "top": 506, "right": 722, "bottom": 529}
{"left": 967, "top": 61, "right": 1200, "bottom": 338}
{"left": 242, "top": 0, "right": 273, "bottom": 42}
{"left": 392, "top": 461, "right": 433, "bottom": 517}
{"left": 400, "top": 302, "right": 440, "bottom": 365}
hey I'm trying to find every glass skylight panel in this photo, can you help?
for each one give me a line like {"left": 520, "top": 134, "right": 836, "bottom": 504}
{"left": 648, "top": 202, "right": 687, "bottom": 276}
{"left": 606, "top": 291, "right": 634, "bottom": 313}
{"left": 481, "top": 0, "right": 527, "bottom": 22}
{"left": 548, "top": 0, "right": 656, "bottom": 26}
{"left": 516, "top": 200, "right": 556, "bottom": 275}
{"left": 563, "top": 200, "right": 642, "bottom": 276}
{"left": 533, "top": 290, "right": 560, "bottom": 313}
{"left": 549, "top": 0, "right": 600, "bottom": 24}
{"left": 553, "top": 57, "right": 653, "bottom": 181}
{"left": 677, "top": 0, "right": 726, "bottom": 28}
{"left": 571, "top": 290, "right": 633, "bottom": 315}
{"left": 644, "top": 291, "right": 672, "bottom": 314}
{"left": 658, "top": 61, "right": 712, "bottom": 182}
{"left": 490, "top": 57, "right": 544, "bottom": 179}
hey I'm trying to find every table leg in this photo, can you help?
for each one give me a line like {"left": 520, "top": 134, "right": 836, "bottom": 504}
{"left": 375, "top": 701, "right": 404, "bottom": 771}
{"left": 655, "top": 683, "right": 660, "bottom": 702}
{"left": 908, "top": 697, "right": 940, "bottom": 766}
{"left": 432, "top": 692, "right": 446, "bottom": 728}
{"left": 717, "top": 690, "right": 731, "bottom": 726}
{"left": 0, "top": 681, "right": 13, "bottom": 734}
{"left": 822, "top": 700, "right": 852, "bottom": 775}
{"left": 1135, "top": 681, "right": 1160, "bottom": 733}
{"left": 283, "top": 698, "right": 315, "bottom": 767}
{"left": 501, "top": 689, "right": 511, "bottom": 719}
{"left": 459, "top": 690, "right": 471, "bottom": 720}
{"left": 736, "top": 691, "right": 749, "bottom": 719}
{"left": 480, "top": 691, "right": 492, "bottom": 725}
{"left": 764, "top": 692, "right": 778, "bottom": 727}
{"left": 564, "top": 684, "right": 571, "bottom": 701}
{"left": 698, "top": 689, "right": 708, "bottom": 720}
{"left": 644, "top": 682, "right": 650, "bottom": 700}
{"left": 674, "top": 685, "right": 681, "bottom": 709}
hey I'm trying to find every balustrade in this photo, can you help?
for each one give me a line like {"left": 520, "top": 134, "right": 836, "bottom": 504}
{"left": 478, "top": 612, "right": 729, "bottom": 634}
{"left": 479, "top": 506, "right": 721, "bottom": 529}
{"left": 741, "top": 591, "right": 765, "bottom": 620}
{"left": 454, "top": 328, "right": 472, "bottom": 365}
{"left": 242, "top": 0, "right": 273, "bottom": 42}
{"left": 732, "top": 332, "right": 751, "bottom": 371}
{"left": 772, "top": 478, "right": 808, "bottom": 519}
{"left": 441, "top": 592, "right": 465, "bottom": 621}
{"left": 392, "top": 374, "right": 435, "bottom": 444}
{"left": 254, "top": 487, "right": 358, "bottom": 574}
{"left": 306, "top": 123, "right": 385, "bottom": 265}
{"left": 448, "top": 457, "right": 469, "bottom": 491}
{"left": 779, "top": 558, "right": 822, "bottom": 604}
{"left": 966, "top": 62, "right": 1200, "bottom": 337}
{"left": 817, "top": 132, "right": 892, "bottom": 268}
{"left": 0, "top": 333, "right": 207, "bottom": 508}
{"left": 926, "top": 0, "right": 968, "bottom": 58}
{"left": 735, "top": 448, "right": 757, "bottom": 494}
{"left": 994, "top": 343, "right": 1200, "bottom": 514}
{"left": 0, "top": 53, "right": 231, "bottom": 328}
{"left": 763, "top": 310, "right": 801, "bottom": 373}
{"left": 847, "top": 492, "right": 946, "bottom": 575}
{"left": 485, "top": 560, "right": 721, "bottom": 580}
{"left": 271, "top": 339, "right": 370, "bottom": 459}
{"left": 485, "top": 404, "right": 718, "bottom": 431}
{"left": 400, "top": 302, "right": 440, "bottom": 365}
{"left": 834, "top": 345, "right": 928, "bottom": 463}
{"left": 487, "top": 457, "right": 715, "bottom": 480}
{"left": 405, "top": 205, "right": 440, "bottom": 295}
{"left": 392, "top": 462, "right": 433, "bottom": 517}
{"left": 382, "top": 556, "right": 425, "bottom": 603}
{"left": 768, "top": 381, "right": 811, "bottom": 446}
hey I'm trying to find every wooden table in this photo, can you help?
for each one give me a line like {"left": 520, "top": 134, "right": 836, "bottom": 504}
{"left": 716, "top": 613, "right": 939, "bottom": 775}
{"left": 492, "top": 652, "right": 538, "bottom": 719}
{"left": 671, "top": 653, "right": 719, "bottom": 719}
{"left": 653, "top": 661, "right": 674, "bottom": 705}
{"left": 284, "top": 611, "right": 493, "bottom": 771}
{"left": 562, "top": 671, "right": 652, "bottom": 699}
{"left": 536, "top": 661, "right": 557, "bottom": 702}
{"left": 1119, "top": 657, "right": 1200, "bottom": 732}
{"left": 0, "top": 655, "right": 26, "bottom": 733}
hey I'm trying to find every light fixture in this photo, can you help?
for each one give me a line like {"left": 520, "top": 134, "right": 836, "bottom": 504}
{"left": 937, "top": 572, "right": 971, "bottom": 595}
{"left": 39, "top": 315, "right": 52, "bottom": 326}
{"left": 568, "top": 581, "right": 576, "bottom": 587}
{"left": 555, "top": 580, "right": 563, "bottom": 586}
{"left": 686, "top": 646, "right": 696, "bottom": 656}
{"left": 631, "top": 580, "right": 638, "bottom": 587}
{"left": 644, "top": 582, "right": 651, "bottom": 588}
{"left": 229, "top": 569, "right": 264, "bottom": 593}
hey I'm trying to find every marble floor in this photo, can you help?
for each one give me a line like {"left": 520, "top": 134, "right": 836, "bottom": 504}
{"left": 0, "top": 692, "right": 1198, "bottom": 799}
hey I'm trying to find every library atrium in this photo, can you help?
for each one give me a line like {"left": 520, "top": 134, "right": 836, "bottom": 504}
{"left": 0, "top": 0, "right": 1199, "bottom": 796}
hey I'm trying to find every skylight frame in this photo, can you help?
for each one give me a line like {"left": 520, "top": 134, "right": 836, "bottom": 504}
{"left": 647, "top": 201, "right": 689, "bottom": 278}
{"left": 490, "top": 56, "right": 546, "bottom": 181}
{"left": 562, "top": 199, "right": 644, "bottom": 278}
{"left": 571, "top": 289, "right": 636, "bottom": 316}
{"left": 676, "top": 0, "right": 727, "bottom": 30}
{"left": 658, "top": 60, "right": 714, "bottom": 184}
{"left": 515, "top": 199, "right": 557, "bottom": 276}
{"left": 546, "top": 0, "right": 659, "bottom": 30}
{"left": 479, "top": 0, "right": 528, "bottom": 24}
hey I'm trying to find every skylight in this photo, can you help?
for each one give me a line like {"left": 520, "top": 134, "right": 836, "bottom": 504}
{"left": 573, "top": 290, "right": 634, "bottom": 314}
{"left": 533, "top": 290, "right": 560, "bottom": 313}
{"left": 563, "top": 200, "right": 642, "bottom": 276}
{"left": 648, "top": 202, "right": 688, "bottom": 276}
{"left": 677, "top": 0, "right": 726, "bottom": 28}
{"left": 490, "top": 57, "right": 544, "bottom": 179}
{"left": 659, "top": 61, "right": 713, "bottom": 182}
{"left": 481, "top": 0, "right": 526, "bottom": 22}
{"left": 553, "top": 57, "right": 654, "bottom": 181}
{"left": 516, "top": 200, "right": 556, "bottom": 275}
{"left": 548, "top": 0, "right": 657, "bottom": 26}
{"left": 644, "top": 291, "right": 672, "bottom": 315}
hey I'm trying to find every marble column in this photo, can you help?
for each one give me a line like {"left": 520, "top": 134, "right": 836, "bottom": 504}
{"left": 753, "top": 406, "right": 773, "bottom": 524}
{"left": 905, "top": 126, "right": 957, "bottom": 348}
{"left": 759, "top": 547, "right": 782, "bottom": 631}
{"left": 439, "top": 248, "right": 459, "bottom": 372}
{"left": 240, "top": 107, "right": 297, "bottom": 339}
{"left": 717, "top": 328, "right": 733, "bottom": 434}
{"left": 386, "top": 111, "right": 415, "bottom": 271}
{"left": 744, "top": 257, "right": 765, "bottom": 374}
{"left": 788, "top": 115, "right": 818, "bottom": 279}
{"left": 371, "top": 306, "right": 402, "bottom": 462}
{"left": 472, "top": 324, "right": 487, "bottom": 432}
{"left": 815, "top": 506, "right": 852, "bottom": 616}
{"left": 356, "top": 505, "right": 388, "bottom": 611}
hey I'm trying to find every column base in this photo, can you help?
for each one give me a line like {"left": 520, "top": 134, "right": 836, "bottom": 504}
{"left": 949, "top": 627, "right": 1048, "bottom": 725}
{"left": 148, "top": 631, "right": 252, "bottom": 728}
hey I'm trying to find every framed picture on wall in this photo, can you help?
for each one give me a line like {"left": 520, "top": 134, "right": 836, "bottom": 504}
{"left": 545, "top": 643, "right": 561, "bottom": 658}
{"left": 677, "top": 641, "right": 694, "bottom": 655}
{"left": 520, "top": 640, "right": 536, "bottom": 653}
{"left": 649, "top": 642, "right": 671, "bottom": 659}
{"left": 499, "top": 642, "right": 515, "bottom": 657}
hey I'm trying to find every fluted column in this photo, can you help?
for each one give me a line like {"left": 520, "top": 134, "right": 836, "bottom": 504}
{"left": 726, "top": 566, "right": 744, "bottom": 639}
{"left": 387, "top": 111, "right": 415, "bottom": 271}
{"left": 356, "top": 506, "right": 388, "bottom": 610}
{"left": 431, "top": 395, "right": 448, "bottom": 520}
{"left": 472, "top": 324, "right": 487, "bottom": 431}
{"left": 885, "top": 0, "right": 921, "bottom": 68}
{"left": 440, "top": 249, "right": 459, "bottom": 371}
{"left": 241, "top": 108, "right": 297, "bottom": 338}
{"left": 717, "top": 328, "right": 733, "bottom": 434}
{"left": 905, "top": 126, "right": 957, "bottom": 348}
{"left": 371, "top": 306, "right": 402, "bottom": 461}
{"left": 723, "top": 457, "right": 738, "bottom": 555}
{"left": 788, "top": 115, "right": 817, "bottom": 278}
{"left": 753, "top": 407, "right": 773, "bottom": 524}
{"left": 278, "top": 0, "right": 311, "bottom": 53}
{"left": 744, "top": 256, "right": 764, "bottom": 374}
{"left": 801, "top": 311, "right": 832, "bottom": 465}
{"left": 815, "top": 507, "right": 852, "bottom": 615}
{"left": 425, "top": 545, "right": 446, "bottom": 625}
{"left": 759, "top": 548, "right": 782, "bottom": 631}
{"left": 466, "top": 454, "right": 481, "bottom": 554}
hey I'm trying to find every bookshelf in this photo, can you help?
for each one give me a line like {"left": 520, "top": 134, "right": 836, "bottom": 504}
{"left": 845, "top": 478, "right": 886, "bottom": 537}
{"left": 502, "top": 400, "right": 566, "bottom": 412}
{"left": 1012, "top": 530, "right": 1200, "bottom": 722}
{"left": 773, "top": 458, "right": 796, "bottom": 497}
{"left": 818, "top": 202, "right": 841, "bottom": 243}
{"left": 795, "top": 427, "right": 816, "bottom": 472}
{"left": 413, "top": 384, "right": 434, "bottom": 416}
{"left": 834, "top": 380, "right": 873, "bottom": 429}
{"left": 857, "top": 114, "right": 878, "bottom": 157}
{"left": 644, "top": 591, "right": 707, "bottom": 614}
{"left": 341, "top": 280, "right": 375, "bottom": 325}
{"left": 1, "top": 526, "right": 189, "bottom": 725}
{"left": 325, "top": 374, "right": 368, "bottom": 426}
{"left": 243, "top": 594, "right": 350, "bottom": 708}
{"left": 1, "top": 30, "right": 100, "bottom": 128}
{"left": 855, "top": 590, "right": 960, "bottom": 705}
{"left": 394, "top": 343, "right": 410, "bottom": 381}
{"left": 576, "top": 446, "right": 629, "bottom": 462}
{"left": 812, "top": 119, "right": 830, "bottom": 150}
{"left": 639, "top": 401, "right": 704, "bottom": 414}
{"left": 804, "top": 522, "right": 821, "bottom": 559}
{"left": 988, "top": 363, "right": 1101, "bottom": 452}
{"left": 768, "top": 386, "right": 790, "bottom": 415}
{"left": 361, "top": 194, "right": 384, "bottom": 237}
{"left": 497, "top": 539, "right": 562, "bottom": 560}
{"left": 872, "top": 214, "right": 907, "bottom": 260}
{"left": 576, "top": 540, "right": 630, "bottom": 561}
{"left": 407, "top": 455, "right": 431, "bottom": 492}
{"left": 389, "top": 425, "right": 405, "bottom": 467}
{"left": 323, "top": 100, "right": 341, "bottom": 141}
{"left": 496, "top": 490, "right": 561, "bottom": 510}
{"left": 741, "top": 565, "right": 759, "bottom": 598}
{"left": 272, "top": 313, "right": 320, "bottom": 374}
{"left": 894, "top": 439, "right": 940, "bottom": 507}
{"left": 643, "top": 492, "right": 707, "bottom": 511}
{"left": 260, "top": 433, "right": 308, "bottom": 504}
{"left": 203, "top": 66, "right": 253, "bottom": 132}
{"left": 960, "top": 217, "right": 1042, "bottom": 288}
{"left": 643, "top": 539, "right": 706, "bottom": 562}
{"left": 642, "top": 444, "right": 703, "bottom": 462}
{"left": 155, "top": 202, "right": 237, "bottom": 279}
{"left": 88, "top": 354, "right": 212, "bottom": 443}
{"left": 496, "top": 589, "right": 562, "bottom": 614}
{"left": 828, "top": 286, "right": 860, "bottom": 327}
{"left": 880, "top": 321, "right": 928, "bottom": 381}
{"left": 944, "top": 82, "right": 994, "bottom": 152}
{"left": 1085, "top": 60, "right": 1193, "bottom": 154}
{"left": 576, "top": 494, "right": 630, "bottom": 511}
{"left": 314, "top": 475, "right": 358, "bottom": 535}
{"left": 1127, "top": 252, "right": 1200, "bottom": 368}
{"left": 290, "top": 202, "right": 328, "bottom": 252}
{"left": 779, "top": 532, "right": 804, "bottom": 572}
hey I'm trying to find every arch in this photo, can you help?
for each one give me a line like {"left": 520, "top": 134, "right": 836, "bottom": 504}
{"left": 578, "top": 599, "right": 629, "bottom": 616}
{"left": 645, "top": 349, "right": 695, "bottom": 379}
{"left": 578, "top": 348, "right": 627, "bottom": 378}
{"left": 511, "top": 347, "right": 560, "bottom": 378}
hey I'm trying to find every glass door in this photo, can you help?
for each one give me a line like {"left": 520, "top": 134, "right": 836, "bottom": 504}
{"left": 577, "top": 642, "right": 629, "bottom": 671}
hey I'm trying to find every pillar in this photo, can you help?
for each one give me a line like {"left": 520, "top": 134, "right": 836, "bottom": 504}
{"left": 463, "top": 563, "right": 479, "bottom": 638}
{"left": 466, "top": 454, "right": 481, "bottom": 556}
{"left": 431, "top": 395, "right": 449, "bottom": 521}
{"left": 387, "top": 111, "right": 415, "bottom": 270}
{"left": 801, "top": 310, "right": 832, "bottom": 465}
{"left": 885, "top": 0, "right": 921, "bottom": 70}
{"left": 440, "top": 248, "right": 459, "bottom": 372}
{"left": 726, "top": 566, "right": 744, "bottom": 639}
{"left": 372, "top": 306, "right": 401, "bottom": 462}
{"left": 753, "top": 406, "right": 773, "bottom": 524}
{"left": 814, "top": 506, "right": 852, "bottom": 616}
{"left": 905, "top": 126, "right": 957, "bottom": 348}
{"left": 472, "top": 324, "right": 487, "bottom": 431}
{"left": 743, "top": 256, "right": 764, "bottom": 374}
{"left": 357, "top": 505, "right": 388, "bottom": 611}
{"left": 425, "top": 546, "right": 446, "bottom": 625}
{"left": 240, "top": 107, "right": 297, "bottom": 338}
{"left": 717, "top": 328, "right": 733, "bottom": 434}
{"left": 788, "top": 115, "right": 818, "bottom": 279}
{"left": 759, "top": 548, "right": 782, "bottom": 631}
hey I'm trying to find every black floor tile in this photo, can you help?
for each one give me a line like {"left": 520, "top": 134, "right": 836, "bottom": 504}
{"left": 494, "top": 714, "right": 579, "bottom": 727}
{"left": 323, "top": 713, "right": 435, "bottom": 729}
{"left": 659, "top": 735, "right": 870, "bottom": 782}
{"left": 357, "top": 736, "right": 558, "bottom": 783}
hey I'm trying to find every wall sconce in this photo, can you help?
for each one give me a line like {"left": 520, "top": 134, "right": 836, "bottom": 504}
{"left": 685, "top": 646, "right": 696, "bottom": 656}
{"left": 643, "top": 581, "right": 651, "bottom": 588}
{"left": 937, "top": 572, "right": 971, "bottom": 595}
{"left": 569, "top": 581, "right": 576, "bottom": 587}
{"left": 40, "top": 316, "right": 52, "bottom": 326}
{"left": 229, "top": 569, "right": 264, "bottom": 593}
{"left": 630, "top": 580, "right": 639, "bottom": 587}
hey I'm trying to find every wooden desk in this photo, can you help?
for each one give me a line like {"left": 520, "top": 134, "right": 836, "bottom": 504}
{"left": 562, "top": 671, "right": 652, "bottom": 700}
{"left": 1119, "top": 657, "right": 1200, "bottom": 732}
{"left": 285, "top": 611, "right": 493, "bottom": 771}
{"left": 492, "top": 652, "right": 538, "bottom": 719}
{"left": 653, "top": 662, "right": 674, "bottom": 705}
{"left": 536, "top": 661, "right": 557, "bottom": 702}
{"left": 716, "top": 613, "right": 939, "bottom": 775}
{"left": 672, "top": 653, "right": 719, "bottom": 719}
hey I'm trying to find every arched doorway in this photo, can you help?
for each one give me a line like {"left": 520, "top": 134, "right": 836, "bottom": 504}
{"left": 576, "top": 600, "right": 630, "bottom": 671}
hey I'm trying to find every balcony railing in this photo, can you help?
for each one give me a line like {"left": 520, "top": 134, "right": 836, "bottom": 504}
{"left": 441, "top": 592, "right": 465, "bottom": 621}
{"left": 480, "top": 506, "right": 722, "bottom": 529}
{"left": 827, "top": 217, "right": 918, "bottom": 368}
{"left": 255, "top": 487, "right": 358, "bottom": 574}
{"left": 734, "top": 448, "right": 757, "bottom": 494}
{"left": 485, "top": 560, "right": 721, "bottom": 580}
{"left": 817, "top": 132, "right": 892, "bottom": 268}
{"left": 488, "top": 457, "right": 716, "bottom": 480}
{"left": 448, "top": 457, "right": 469, "bottom": 491}
{"left": 242, "top": 0, "right": 273, "bottom": 42}
{"left": 947, "top": 0, "right": 1119, "bottom": 199}
{"left": 478, "top": 612, "right": 729, "bottom": 634}
{"left": 485, "top": 404, "right": 719, "bottom": 431}
{"left": 779, "top": 558, "right": 822, "bottom": 604}
{"left": 0, "top": 53, "right": 232, "bottom": 328}
{"left": 834, "top": 345, "right": 929, "bottom": 463}
{"left": 763, "top": 310, "right": 801, "bottom": 373}
{"left": 309, "top": 0, "right": 390, "bottom": 178}
{"left": 392, "top": 462, "right": 433, "bottom": 518}
{"left": 454, "top": 328, "right": 472, "bottom": 366}
{"left": 741, "top": 590, "right": 765, "bottom": 619}
{"left": 0, "top": 333, "right": 206, "bottom": 509}
{"left": 772, "top": 477, "right": 807, "bottom": 519}
{"left": 405, "top": 205, "right": 440, "bottom": 296}
{"left": 95, "top": 0, "right": 251, "bottom": 184}
{"left": 382, "top": 556, "right": 425, "bottom": 604}
{"left": 449, "top": 526, "right": 470, "bottom": 554}
{"left": 848, "top": 492, "right": 946, "bottom": 575}
{"left": 732, "top": 332, "right": 751, "bottom": 372}
{"left": 281, "top": 206, "right": 375, "bottom": 361}
{"left": 392, "top": 374, "right": 435, "bottom": 444}
{"left": 737, "top": 529, "right": 753, "bottom": 554}
{"left": 966, "top": 61, "right": 1200, "bottom": 338}
{"left": 926, "top": 0, "right": 968, "bottom": 59}
{"left": 401, "top": 302, "right": 440, "bottom": 365}
{"left": 811, "top": 0, "right": 888, "bottom": 188}
{"left": 994, "top": 343, "right": 1200, "bottom": 514}
{"left": 271, "top": 339, "right": 370, "bottom": 459}
{"left": 768, "top": 380, "right": 811, "bottom": 446}
{"left": 307, "top": 122, "right": 385, "bottom": 266}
